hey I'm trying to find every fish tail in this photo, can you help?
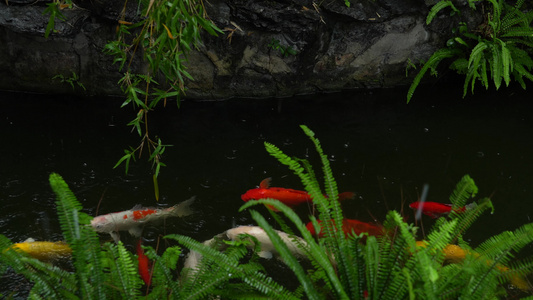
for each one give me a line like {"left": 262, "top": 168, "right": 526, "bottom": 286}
{"left": 338, "top": 192, "right": 356, "bottom": 201}
{"left": 465, "top": 202, "right": 478, "bottom": 211}
{"left": 170, "top": 196, "right": 196, "bottom": 217}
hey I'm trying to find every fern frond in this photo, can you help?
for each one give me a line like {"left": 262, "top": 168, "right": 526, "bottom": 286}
{"left": 241, "top": 199, "right": 345, "bottom": 297}
{"left": 49, "top": 173, "right": 84, "bottom": 244}
{"left": 407, "top": 48, "right": 461, "bottom": 103}
{"left": 497, "top": 39, "right": 513, "bottom": 86}
{"left": 101, "top": 242, "right": 142, "bottom": 298}
{"left": 370, "top": 211, "right": 414, "bottom": 299}
{"left": 501, "top": 27, "right": 533, "bottom": 38}
{"left": 449, "top": 198, "right": 494, "bottom": 243}
{"left": 426, "top": 1, "right": 458, "bottom": 25}
{"left": 448, "top": 174, "right": 478, "bottom": 211}
{"left": 49, "top": 173, "right": 106, "bottom": 299}
{"left": 250, "top": 210, "right": 324, "bottom": 300}
{"left": 168, "top": 231, "right": 298, "bottom": 299}
{"left": 489, "top": 40, "right": 504, "bottom": 89}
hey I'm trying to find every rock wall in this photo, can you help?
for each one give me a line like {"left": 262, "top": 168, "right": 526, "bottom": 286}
{"left": 0, "top": 0, "right": 478, "bottom": 99}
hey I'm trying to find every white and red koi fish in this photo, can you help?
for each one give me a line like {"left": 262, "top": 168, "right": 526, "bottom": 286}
{"left": 90, "top": 197, "right": 195, "bottom": 242}
{"left": 183, "top": 226, "right": 307, "bottom": 278}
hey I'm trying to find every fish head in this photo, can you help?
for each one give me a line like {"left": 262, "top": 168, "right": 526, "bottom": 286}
{"left": 409, "top": 202, "right": 421, "bottom": 210}
{"left": 90, "top": 215, "right": 115, "bottom": 232}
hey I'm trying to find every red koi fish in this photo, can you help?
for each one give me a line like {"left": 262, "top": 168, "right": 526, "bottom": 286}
{"left": 306, "top": 219, "right": 383, "bottom": 238}
{"left": 409, "top": 201, "right": 476, "bottom": 219}
{"left": 241, "top": 178, "right": 354, "bottom": 210}
{"left": 136, "top": 239, "right": 152, "bottom": 286}
{"left": 91, "top": 197, "right": 195, "bottom": 242}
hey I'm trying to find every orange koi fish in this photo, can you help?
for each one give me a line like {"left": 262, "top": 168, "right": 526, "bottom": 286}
{"left": 136, "top": 239, "right": 152, "bottom": 286}
{"left": 415, "top": 241, "right": 531, "bottom": 292}
{"left": 90, "top": 197, "right": 195, "bottom": 242}
{"left": 306, "top": 219, "right": 383, "bottom": 238}
{"left": 409, "top": 201, "right": 476, "bottom": 219}
{"left": 241, "top": 178, "right": 354, "bottom": 210}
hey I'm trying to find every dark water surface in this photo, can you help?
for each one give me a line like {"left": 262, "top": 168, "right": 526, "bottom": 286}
{"left": 1, "top": 85, "right": 533, "bottom": 294}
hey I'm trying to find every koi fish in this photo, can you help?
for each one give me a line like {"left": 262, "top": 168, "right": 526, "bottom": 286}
{"left": 225, "top": 226, "right": 307, "bottom": 259}
{"left": 415, "top": 241, "right": 531, "bottom": 291}
{"left": 90, "top": 197, "right": 195, "bottom": 242}
{"left": 241, "top": 178, "right": 354, "bottom": 210}
{"left": 7, "top": 238, "right": 72, "bottom": 262}
{"left": 409, "top": 201, "right": 476, "bottom": 219}
{"left": 306, "top": 219, "right": 383, "bottom": 238}
{"left": 136, "top": 239, "right": 152, "bottom": 286}
{"left": 183, "top": 226, "right": 307, "bottom": 277}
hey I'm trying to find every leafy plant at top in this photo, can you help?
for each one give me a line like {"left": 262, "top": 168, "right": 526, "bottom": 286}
{"left": 268, "top": 39, "right": 298, "bottom": 57}
{"left": 44, "top": 0, "right": 223, "bottom": 201}
{"left": 407, "top": 0, "right": 533, "bottom": 102}
{"left": 52, "top": 71, "right": 86, "bottom": 91}
{"left": 107, "top": 0, "right": 223, "bottom": 200}
{"left": 42, "top": 0, "right": 72, "bottom": 38}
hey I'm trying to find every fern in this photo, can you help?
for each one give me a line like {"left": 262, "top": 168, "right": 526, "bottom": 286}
{"left": 241, "top": 199, "right": 347, "bottom": 298}
{"left": 409, "top": 0, "right": 533, "bottom": 102}
{"left": 49, "top": 173, "right": 107, "bottom": 299}
{"left": 426, "top": 1, "right": 459, "bottom": 25}
{"left": 101, "top": 242, "right": 142, "bottom": 298}
{"left": 448, "top": 174, "right": 478, "bottom": 210}
{"left": 407, "top": 48, "right": 461, "bottom": 103}
{"left": 167, "top": 232, "right": 298, "bottom": 299}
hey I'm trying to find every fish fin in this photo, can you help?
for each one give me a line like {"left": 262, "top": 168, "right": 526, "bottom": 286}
{"left": 338, "top": 192, "right": 356, "bottom": 201}
{"left": 465, "top": 202, "right": 478, "bottom": 210}
{"left": 266, "top": 204, "right": 281, "bottom": 212}
{"left": 131, "top": 204, "right": 143, "bottom": 210}
{"left": 172, "top": 196, "right": 196, "bottom": 217}
{"left": 110, "top": 231, "right": 121, "bottom": 243}
{"left": 260, "top": 177, "right": 272, "bottom": 189}
{"left": 128, "top": 226, "right": 143, "bottom": 238}
{"left": 258, "top": 250, "right": 273, "bottom": 259}
{"left": 23, "top": 238, "right": 36, "bottom": 243}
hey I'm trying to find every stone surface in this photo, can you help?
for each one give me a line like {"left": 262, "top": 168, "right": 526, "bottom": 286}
{"left": 0, "top": 0, "right": 481, "bottom": 99}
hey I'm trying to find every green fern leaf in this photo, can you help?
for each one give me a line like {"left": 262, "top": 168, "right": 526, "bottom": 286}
{"left": 49, "top": 173, "right": 107, "bottom": 299}
{"left": 499, "top": 40, "right": 512, "bottom": 86}
{"left": 487, "top": 42, "right": 503, "bottom": 89}
{"left": 426, "top": 1, "right": 458, "bottom": 25}
{"left": 241, "top": 199, "right": 346, "bottom": 297}
{"left": 250, "top": 210, "right": 324, "bottom": 300}
{"left": 448, "top": 174, "right": 478, "bottom": 210}
{"left": 102, "top": 242, "right": 142, "bottom": 298}
{"left": 407, "top": 48, "right": 461, "bottom": 103}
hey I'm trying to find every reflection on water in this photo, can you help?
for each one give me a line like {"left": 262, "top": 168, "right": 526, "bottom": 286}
{"left": 1, "top": 86, "right": 533, "bottom": 296}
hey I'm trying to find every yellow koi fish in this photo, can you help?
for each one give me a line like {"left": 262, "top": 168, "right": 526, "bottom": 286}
{"left": 415, "top": 241, "right": 531, "bottom": 291}
{"left": 9, "top": 239, "right": 72, "bottom": 262}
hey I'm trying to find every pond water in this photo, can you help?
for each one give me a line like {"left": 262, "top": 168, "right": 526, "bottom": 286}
{"left": 1, "top": 84, "right": 533, "bottom": 296}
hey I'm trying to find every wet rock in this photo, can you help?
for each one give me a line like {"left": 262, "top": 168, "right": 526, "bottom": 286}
{"left": 0, "top": 0, "right": 480, "bottom": 99}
